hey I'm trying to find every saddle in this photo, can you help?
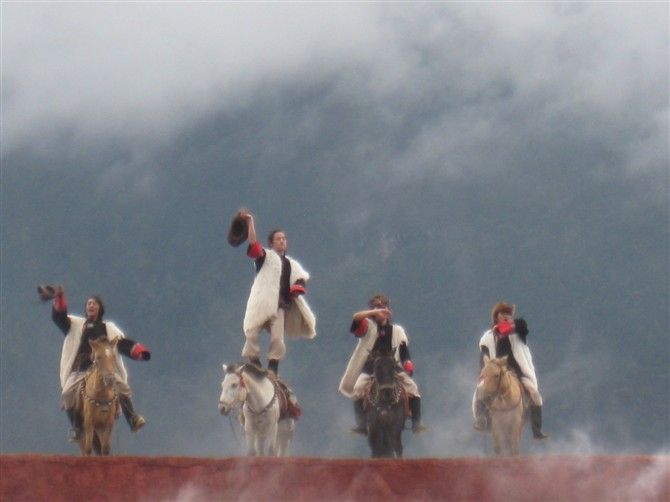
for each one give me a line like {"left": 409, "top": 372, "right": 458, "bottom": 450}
{"left": 270, "top": 375, "right": 302, "bottom": 420}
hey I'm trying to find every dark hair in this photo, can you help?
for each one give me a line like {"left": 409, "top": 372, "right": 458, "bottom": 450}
{"left": 267, "top": 229, "right": 285, "bottom": 246}
{"left": 87, "top": 296, "right": 105, "bottom": 320}
{"left": 490, "top": 302, "right": 514, "bottom": 326}
{"left": 368, "top": 294, "right": 390, "bottom": 309}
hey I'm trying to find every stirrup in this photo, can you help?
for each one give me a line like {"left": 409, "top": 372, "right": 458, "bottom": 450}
{"left": 412, "top": 423, "right": 428, "bottom": 434}
{"left": 533, "top": 430, "right": 549, "bottom": 440}
{"left": 131, "top": 415, "right": 146, "bottom": 432}
{"left": 68, "top": 428, "right": 81, "bottom": 443}
{"left": 473, "top": 417, "right": 489, "bottom": 432}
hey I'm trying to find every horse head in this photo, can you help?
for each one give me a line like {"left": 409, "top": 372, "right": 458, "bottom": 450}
{"left": 88, "top": 337, "right": 119, "bottom": 388}
{"left": 371, "top": 348, "right": 398, "bottom": 393}
{"left": 219, "top": 363, "right": 248, "bottom": 416}
{"left": 478, "top": 355, "right": 510, "bottom": 399}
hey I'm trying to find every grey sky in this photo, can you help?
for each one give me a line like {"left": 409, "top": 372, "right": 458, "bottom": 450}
{"left": 1, "top": 2, "right": 668, "bottom": 458}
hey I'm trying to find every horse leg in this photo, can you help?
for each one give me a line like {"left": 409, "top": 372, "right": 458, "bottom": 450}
{"left": 268, "top": 420, "right": 279, "bottom": 457}
{"left": 82, "top": 425, "right": 94, "bottom": 456}
{"left": 92, "top": 431, "right": 102, "bottom": 456}
{"left": 492, "top": 427, "right": 502, "bottom": 456}
{"left": 511, "top": 416, "right": 523, "bottom": 456}
{"left": 97, "top": 426, "right": 112, "bottom": 456}
{"left": 245, "top": 431, "right": 256, "bottom": 456}
{"left": 394, "top": 430, "right": 403, "bottom": 459}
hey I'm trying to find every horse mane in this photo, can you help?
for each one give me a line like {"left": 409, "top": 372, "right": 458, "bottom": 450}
{"left": 241, "top": 363, "right": 269, "bottom": 380}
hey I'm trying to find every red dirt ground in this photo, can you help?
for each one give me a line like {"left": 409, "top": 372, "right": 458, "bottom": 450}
{"left": 1, "top": 454, "right": 668, "bottom": 501}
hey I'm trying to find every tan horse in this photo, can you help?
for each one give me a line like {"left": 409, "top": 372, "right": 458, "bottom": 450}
{"left": 77, "top": 337, "right": 120, "bottom": 456}
{"left": 477, "top": 355, "right": 528, "bottom": 456}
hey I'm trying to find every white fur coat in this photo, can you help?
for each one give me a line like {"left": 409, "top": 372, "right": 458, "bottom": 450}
{"left": 338, "top": 321, "right": 408, "bottom": 398}
{"left": 59, "top": 316, "right": 128, "bottom": 393}
{"left": 479, "top": 329, "right": 538, "bottom": 389}
{"left": 243, "top": 249, "right": 316, "bottom": 339}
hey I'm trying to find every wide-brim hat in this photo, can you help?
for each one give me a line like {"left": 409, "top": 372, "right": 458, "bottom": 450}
{"left": 227, "top": 211, "right": 249, "bottom": 247}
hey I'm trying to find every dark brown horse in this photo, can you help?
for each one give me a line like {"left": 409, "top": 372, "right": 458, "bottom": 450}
{"left": 365, "top": 351, "right": 406, "bottom": 458}
{"left": 78, "top": 337, "right": 120, "bottom": 455}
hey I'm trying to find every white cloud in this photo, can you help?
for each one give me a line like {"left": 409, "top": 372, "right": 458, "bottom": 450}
{"left": 3, "top": 2, "right": 666, "bottom": 165}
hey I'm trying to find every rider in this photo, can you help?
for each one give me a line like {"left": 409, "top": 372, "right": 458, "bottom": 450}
{"left": 473, "top": 301, "right": 548, "bottom": 439}
{"left": 237, "top": 210, "right": 316, "bottom": 375}
{"left": 40, "top": 285, "right": 151, "bottom": 441}
{"left": 339, "top": 294, "right": 427, "bottom": 434}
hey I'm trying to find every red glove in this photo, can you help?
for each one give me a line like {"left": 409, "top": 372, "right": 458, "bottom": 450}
{"left": 247, "top": 242, "right": 264, "bottom": 259}
{"left": 290, "top": 284, "right": 306, "bottom": 297}
{"left": 352, "top": 318, "right": 368, "bottom": 337}
{"left": 53, "top": 289, "right": 67, "bottom": 313}
{"left": 131, "top": 343, "right": 151, "bottom": 361}
{"left": 496, "top": 320, "right": 513, "bottom": 336}
{"left": 403, "top": 360, "right": 415, "bottom": 376}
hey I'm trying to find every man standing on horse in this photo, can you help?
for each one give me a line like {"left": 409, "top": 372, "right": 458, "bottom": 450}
{"left": 339, "top": 294, "right": 427, "bottom": 434}
{"left": 473, "top": 301, "right": 548, "bottom": 439}
{"left": 39, "top": 285, "right": 150, "bottom": 441}
{"left": 232, "top": 210, "right": 316, "bottom": 375}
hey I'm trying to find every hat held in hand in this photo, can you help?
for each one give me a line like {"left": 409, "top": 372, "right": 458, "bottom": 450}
{"left": 37, "top": 284, "right": 62, "bottom": 302}
{"left": 227, "top": 209, "right": 249, "bottom": 247}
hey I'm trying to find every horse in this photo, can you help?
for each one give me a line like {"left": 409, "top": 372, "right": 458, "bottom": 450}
{"left": 477, "top": 355, "right": 528, "bottom": 456}
{"left": 218, "top": 363, "right": 294, "bottom": 456}
{"left": 364, "top": 351, "right": 406, "bottom": 458}
{"left": 77, "top": 337, "right": 121, "bottom": 456}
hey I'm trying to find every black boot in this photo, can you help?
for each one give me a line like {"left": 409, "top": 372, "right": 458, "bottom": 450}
{"left": 66, "top": 408, "right": 82, "bottom": 442}
{"left": 473, "top": 399, "right": 490, "bottom": 432}
{"left": 350, "top": 399, "right": 367, "bottom": 435}
{"left": 120, "top": 395, "right": 146, "bottom": 432}
{"left": 248, "top": 357, "right": 262, "bottom": 368}
{"left": 530, "top": 404, "right": 548, "bottom": 439}
{"left": 409, "top": 396, "right": 427, "bottom": 433}
{"left": 268, "top": 359, "right": 279, "bottom": 375}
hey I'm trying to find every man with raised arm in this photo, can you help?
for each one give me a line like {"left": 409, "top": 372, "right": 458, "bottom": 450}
{"left": 235, "top": 210, "right": 316, "bottom": 375}
{"left": 473, "top": 301, "right": 548, "bottom": 439}
{"left": 39, "top": 285, "right": 150, "bottom": 441}
{"left": 339, "top": 293, "right": 426, "bottom": 434}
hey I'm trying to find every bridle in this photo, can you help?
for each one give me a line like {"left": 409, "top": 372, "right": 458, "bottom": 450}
{"left": 368, "top": 358, "right": 401, "bottom": 409}
{"left": 368, "top": 380, "right": 401, "bottom": 409}
{"left": 484, "top": 363, "right": 521, "bottom": 411}
{"left": 80, "top": 360, "right": 118, "bottom": 409}
{"left": 231, "top": 366, "right": 278, "bottom": 417}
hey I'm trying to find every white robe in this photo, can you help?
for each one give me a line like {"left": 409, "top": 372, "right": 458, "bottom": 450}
{"left": 338, "top": 321, "right": 408, "bottom": 398}
{"left": 478, "top": 329, "right": 538, "bottom": 389}
{"left": 59, "top": 315, "right": 129, "bottom": 397}
{"left": 243, "top": 249, "right": 316, "bottom": 339}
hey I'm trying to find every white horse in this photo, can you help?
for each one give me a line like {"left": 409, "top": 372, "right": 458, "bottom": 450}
{"left": 218, "top": 363, "right": 294, "bottom": 456}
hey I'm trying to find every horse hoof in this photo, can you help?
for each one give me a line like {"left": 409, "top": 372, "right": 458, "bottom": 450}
{"left": 131, "top": 416, "right": 146, "bottom": 432}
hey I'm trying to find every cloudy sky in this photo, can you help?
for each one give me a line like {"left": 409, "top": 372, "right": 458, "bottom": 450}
{"left": 1, "top": 2, "right": 668, "bottom": 458}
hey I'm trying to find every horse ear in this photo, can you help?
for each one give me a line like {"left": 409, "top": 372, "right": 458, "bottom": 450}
{"left": 500, "top": 355, "right": 509, "bottom": 366}
{"left": 89, "top": 338, "right": 100, "bottom": 349}
{"left": 222, "top": 364, "right": 228, "bottom": 374}
{"left": 483, "top": 354, "right": 490, "bottom": 364}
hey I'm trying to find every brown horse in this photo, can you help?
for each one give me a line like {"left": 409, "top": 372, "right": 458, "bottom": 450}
{"left": 477, "top": 355, "right": 528, "bottom": 456}
{"left": 77, "top": 337, "right": 120, "bottom": 455}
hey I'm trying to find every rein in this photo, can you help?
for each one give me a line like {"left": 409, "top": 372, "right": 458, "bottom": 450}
{"left": 488, "top": 365, "right": 522, "bottom": 411}
{"left": 238, "top": 370, "right": 278, "bottom": 416}
{"left": 368, "top": 379, "right": 401, "bottom": 409}
{"left": 80, "top": 366, "right": 118, "bottom": 408}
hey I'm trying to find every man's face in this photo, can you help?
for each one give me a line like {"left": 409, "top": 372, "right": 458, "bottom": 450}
{"left": 271, "top": 232, "right": 287, "bottom": 254}
{"left": 86, "top": 298, "right": 101, "bottom": 320}
{"left": 370, "top": 301, "right": 391, "bottom": 325}
{"left": 496, "top": 312, "right": 513, "bottom": 324}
